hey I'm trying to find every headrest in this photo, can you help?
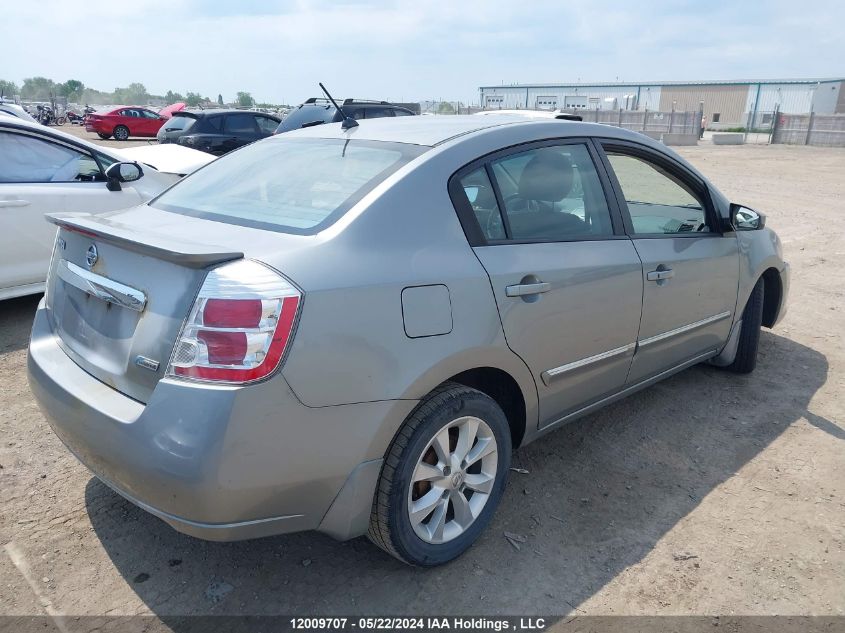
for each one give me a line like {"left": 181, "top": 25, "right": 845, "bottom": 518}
{"left": 518, "top": 149, "right": 575, "bottom": 202}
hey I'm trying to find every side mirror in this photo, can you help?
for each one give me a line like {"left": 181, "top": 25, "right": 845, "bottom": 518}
{"left": 729, "top": 203, "right": 766, "bottom": 231}
{"left": 104, "top": 161, "right": 143, "bottom": 192}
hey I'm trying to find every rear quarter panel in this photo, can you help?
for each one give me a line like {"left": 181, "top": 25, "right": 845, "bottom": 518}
{"left": 277, "top": 150, "right": 537, "bottom": 422}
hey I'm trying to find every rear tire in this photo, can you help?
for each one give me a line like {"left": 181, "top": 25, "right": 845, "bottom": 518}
{"left": 113, "top": 125, "right": 129, "bottom": 141}
{"left": 97, "top": 133, "right": 111, "bottom": 140}
{"left": 726, "top": 278, "right": 764, "bottom": 374}
{"left": 368, "top": 382, "right": 511, "bottom": 566}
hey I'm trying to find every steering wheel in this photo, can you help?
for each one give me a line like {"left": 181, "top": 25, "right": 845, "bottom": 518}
{"left": 503, "top": 193, "right": 530, "bottom": 213}
{"left": 468, "top": 184, "right": 505, "bottom": 237}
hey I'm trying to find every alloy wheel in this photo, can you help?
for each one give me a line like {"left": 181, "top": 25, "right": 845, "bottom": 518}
{"left": 406, "top": 415, "right": 498, "bottom": 544}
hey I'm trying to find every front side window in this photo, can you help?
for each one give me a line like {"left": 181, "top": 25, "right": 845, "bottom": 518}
{"left": 489, "top": 143, "right": 614, "bottom": 241}
{"left": 152, "top": 138, "right": 426, "bottom": 234}
{"left": 0, "top": 132, "right": 102, "bottom": 183}
{"left": 606, "top": 152, "right": 709, "bottom": 234}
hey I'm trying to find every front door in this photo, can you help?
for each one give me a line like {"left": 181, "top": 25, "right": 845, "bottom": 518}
{"left": 452, "top": 140, "right": 644, "bottom": 428}
{"left": 0, "top": 129, "right": 141, "bottom": 293}
{"left": 599, "top": 141, "right": 739, "bottom": 384}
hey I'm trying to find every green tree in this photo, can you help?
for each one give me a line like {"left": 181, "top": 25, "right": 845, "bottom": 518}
{"left": 112, "top": 82, "right": 148, "bottom": 104}
{"left": 437, "top": 101, "right": 456, "bottom": 114}
{"left": 165, "top": 90, "right": 184, "bottom": 105}
{"left": 185, "top": 92, "right": 204, "bottom": 107}
{"left": 59, "top": 79, "right": 85, "bottom": 100}
{"left": 236, "top": 91, "right": 254, "bottom": 107}
{"left": 217, "top": 93, "right": 224, "bottom": 105}
{"left": 0, "top": 79, "right": 20, "bottom": 98}
{"left": 21, "top": 77, "right": 57, "bottom": 100}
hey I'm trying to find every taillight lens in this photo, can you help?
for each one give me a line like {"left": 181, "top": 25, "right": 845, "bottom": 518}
{"left": 167, "top": 260, "right": 301, "bottom": 383}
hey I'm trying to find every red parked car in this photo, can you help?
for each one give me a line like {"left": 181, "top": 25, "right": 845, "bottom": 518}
{"left": 85, "top": 106, "right": 169, "bottom": 141}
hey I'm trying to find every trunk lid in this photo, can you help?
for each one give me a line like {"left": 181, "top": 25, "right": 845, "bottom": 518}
{"left": 44, "top": 207, "right": 251, "bottom": 403}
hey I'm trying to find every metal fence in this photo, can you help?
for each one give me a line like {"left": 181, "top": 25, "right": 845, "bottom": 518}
{"left": 772, "top": 112, "right": 845, "bottom": 146}
{"left": 559, "top": 108, "right": 701, "bottom": 135}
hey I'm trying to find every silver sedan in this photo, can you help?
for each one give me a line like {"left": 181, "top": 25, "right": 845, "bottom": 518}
{"left": 28, "top": 114, "right": 788, "bottom": 566}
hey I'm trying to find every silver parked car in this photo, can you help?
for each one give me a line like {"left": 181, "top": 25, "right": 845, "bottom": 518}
{"left": 28, "top": 115, "right": 789, "bottom": 566}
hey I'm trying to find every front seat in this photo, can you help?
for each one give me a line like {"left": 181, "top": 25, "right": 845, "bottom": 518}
{"left": 508, "top": 149, "right": 586, "bottom": 239}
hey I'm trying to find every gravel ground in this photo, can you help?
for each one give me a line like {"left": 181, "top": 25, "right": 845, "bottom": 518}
{"left": 1, "top": 140, "right": 843, "bottom": 623}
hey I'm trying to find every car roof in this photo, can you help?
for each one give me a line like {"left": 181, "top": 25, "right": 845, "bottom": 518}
{"left": 175, "top": 109, "right": 278, "bottom": 118}
{"left": 280, "top": 113, "right": 653, "bottom": 147}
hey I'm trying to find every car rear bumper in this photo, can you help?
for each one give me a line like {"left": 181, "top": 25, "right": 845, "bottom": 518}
{"left": 27, "top": 300, "right": 415, "bottom": 541}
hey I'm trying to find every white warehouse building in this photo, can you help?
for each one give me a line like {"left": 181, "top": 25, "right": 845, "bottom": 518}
{"left": 479, "top": 78, "right": 845, "bottom": 129}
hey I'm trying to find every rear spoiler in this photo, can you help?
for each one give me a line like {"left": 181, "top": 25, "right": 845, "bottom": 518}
{"left": 47, "top": 213, "right": 243, "bottom": 268}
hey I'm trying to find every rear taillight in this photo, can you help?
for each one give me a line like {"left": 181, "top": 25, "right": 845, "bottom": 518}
{"left": 167, "top": 260, "right": 301, "bottom": 383}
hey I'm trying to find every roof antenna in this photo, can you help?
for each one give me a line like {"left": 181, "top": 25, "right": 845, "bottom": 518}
{"left": 319, "top": 82, "right": 358, "bottom": 130}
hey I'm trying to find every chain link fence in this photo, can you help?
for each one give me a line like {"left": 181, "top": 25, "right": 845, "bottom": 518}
{"left": 560, "top": 108, "right": 701, "bottom": 135}
{"left": 772, "top": 112, "right": 845, "bottom": 146}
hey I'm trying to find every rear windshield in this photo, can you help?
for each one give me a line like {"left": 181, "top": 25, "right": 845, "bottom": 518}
{"left": 152, "top": 137, "right": 426, "bottom": 234}
{"left": 276, "top": 105, "right": 337, "bottom": 133}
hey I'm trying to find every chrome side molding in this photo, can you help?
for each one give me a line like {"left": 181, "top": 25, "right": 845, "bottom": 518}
{"left": 542, "top": 343, "right": 636, "bottom": 385}
{"left": 56, "top": 259, "right": 147, "bottom": 312}
{"left": 638, "top": 311, "right": 731, "bottom": 347}
{"left": 541, "top": 311, "right": 732, "bottom": 385}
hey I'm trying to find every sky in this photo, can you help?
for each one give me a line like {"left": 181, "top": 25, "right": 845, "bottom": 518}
{"left": 1, "top": 0, "right": 843, "bottom": 105}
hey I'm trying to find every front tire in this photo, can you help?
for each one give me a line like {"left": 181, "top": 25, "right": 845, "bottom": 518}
{"left": 113, "top": 125, "right": 129, "bottom": 141}
{"left": 726, "top": 277, "right": 764, "bottom": 374}
{"left": 368, "top": 382, "right": 511, "bottom": 566}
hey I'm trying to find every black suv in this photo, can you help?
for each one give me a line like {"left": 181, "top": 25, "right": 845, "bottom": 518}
{"left": 275, "top": 98, "right": 416, "bottom": 134}
{"left": 157, "top": 109, "right": 282, "bottom": 155}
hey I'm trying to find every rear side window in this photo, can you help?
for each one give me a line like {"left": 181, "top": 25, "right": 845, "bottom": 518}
{"left": 254, "top": 115, "right": 278, "bottom": 134}
{"left": 458, "top": 167, "right": 506, "bottom": 240}
{"left": 276, "top": 105, "right": 336, "bottom": 133}
{"left": 223, "top": 113, "right": 257, "bottom": 134}
{"left": 364, "top": 107, "right": 395, "bottom": 119}
{"left": 205, "top": 115, "right": 224, "bottom": 132}
{"left": 490, "top": 144, "right": 614, "bottom": 240}
{"left": 152, "top": 138, "right": 426, "bottom": 234}
{"left": 164, "top": 115, "right": 196, "bottom": 132}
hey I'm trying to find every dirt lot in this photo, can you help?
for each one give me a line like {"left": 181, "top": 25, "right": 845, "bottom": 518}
{"left": 1, "top": 139, "right": 843, "bottom": 624}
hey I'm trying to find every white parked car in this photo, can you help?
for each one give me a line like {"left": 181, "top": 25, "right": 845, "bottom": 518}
{"left": 0, "top": 102, "right": 39, "bottom": 123}
{"left": 0, "top": 118, "right": 215, "bottom": 300}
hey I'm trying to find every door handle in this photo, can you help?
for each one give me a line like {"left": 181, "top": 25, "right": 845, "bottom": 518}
{"left": 505, "top": 282, "right": 551, "bottom": 297}
{"left": 0, "top": 199, "right": 31, "bottom": 208}
{"left": 646, "top": 268, "right": 675, "bottom": 281}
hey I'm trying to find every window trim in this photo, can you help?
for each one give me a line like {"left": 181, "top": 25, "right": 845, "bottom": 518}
{"left": 593, "top": 138, "right": 724, "bottom": 239}
{"left": 0, "top": 128, "right": 107, "bottom": 184}
{"left": 448, "top": 136, "right": 627, "bottom": 247}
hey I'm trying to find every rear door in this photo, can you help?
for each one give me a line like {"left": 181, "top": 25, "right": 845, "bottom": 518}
{"left": 451, "top": 139, "right": 644, "bottom": 428}
{"left": 221, "top": 113, "right": 261, "bottom": 152}
{"left": 597, "top": 140, "right": 739, "bottom": 384}
{"left": 0, "top": 128, "right": 141, "bottom": 293}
